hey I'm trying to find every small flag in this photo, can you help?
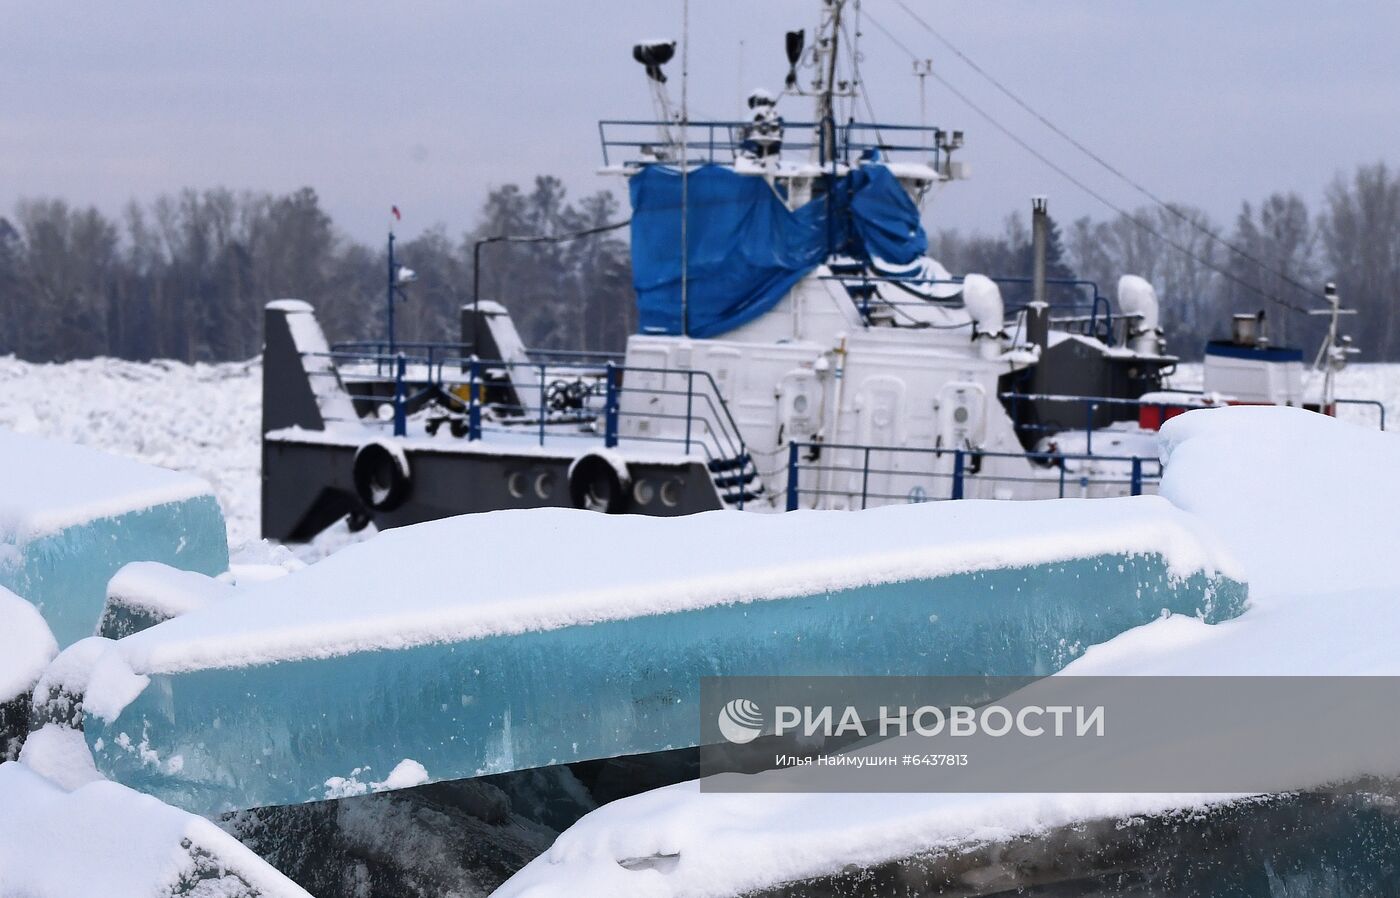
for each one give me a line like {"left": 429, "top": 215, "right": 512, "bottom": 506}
{"left": 391, "top": 205, "right": 402, "bottom": 221}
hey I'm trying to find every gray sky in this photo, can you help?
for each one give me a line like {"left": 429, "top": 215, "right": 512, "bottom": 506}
{"left": 4, "top": 1, "right": 1399, "bottom": 246}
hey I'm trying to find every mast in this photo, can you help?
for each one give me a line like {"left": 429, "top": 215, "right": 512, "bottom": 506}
{"left": 814, "top": 0, "right": 844, "bottom": 165}
{"left": 680, "top": 0, "right": 690, "bottom": 336}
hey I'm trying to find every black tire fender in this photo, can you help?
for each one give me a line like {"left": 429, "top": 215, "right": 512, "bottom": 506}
{"left": 568, "top": 452, "right": 632, "bottom": 513}
{"left": 352, "top": 441, "right": 413, "bottom": 512}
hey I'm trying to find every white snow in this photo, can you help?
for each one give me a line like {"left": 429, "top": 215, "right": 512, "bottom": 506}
{"left": 0, "top": 585, "right": 57, "bottom": 702}
{"left": 497, "top": 406, "right": 1400, "bottom": 898}
{"left": 107, "top": 561, "right": 233, "bottom": 619}
{"left": 19, "top": 723, "right": 104, "bottom": 791}
{"left": 1158, "top": 405, "right": 1399, "bottom": 599}
{"left": 36, "top": 638, "right": 150, "bottom": 724}
{"left": 379, "top": 758, "right": 430, "bottom": 790}
{"left": 99, "top": 497, "right": 1236, "bottom": 678}
{"left": 320, "top": 759, "right": 429, "bottom": 799}
{"left": 0, "top": 761, "right": 312, "bottom": 897}
{"left": 0, "top": 428, "right": 215, "bottom": 543}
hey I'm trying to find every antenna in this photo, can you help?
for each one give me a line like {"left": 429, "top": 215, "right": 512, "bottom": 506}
{"left": 913, "top": 59, "right": 932, "bottom": 155}
{"left": 1309, "top": 282, "right": 1360, "bottom": 411}
{"left": 632, "top": 40, "right": 678, "bottom": 156}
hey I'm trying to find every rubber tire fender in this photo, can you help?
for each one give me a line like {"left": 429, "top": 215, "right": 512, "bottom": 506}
{"left": 352, "top": 440, "right": 413, "bottom": 512}
{"left": 568, "top": 453, "right": 631, "bottom": 514}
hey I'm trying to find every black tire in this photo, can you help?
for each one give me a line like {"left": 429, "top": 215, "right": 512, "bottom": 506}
{"left": 568, "top": 454, "right": 631, "bottom": 513}
{"left": 352, "top": 442, "right": 412, "bottom": 512}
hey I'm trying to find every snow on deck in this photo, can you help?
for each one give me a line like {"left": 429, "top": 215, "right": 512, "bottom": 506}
{"left": 497, "top": 406, "right": 1400, "bottom": 898}
{"left": 109, "top": 496, "right": 1239, "bottom": 676}
{"left": 0, "top": 428, "right": 215, "bottom": 542}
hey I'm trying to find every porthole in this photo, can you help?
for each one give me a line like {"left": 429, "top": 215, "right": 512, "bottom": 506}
{"left": 533, "top": 470, "right": 557, "bottom": 500}
{"left": 633, "top": 478, "right": 656, "bottom": 506}
{"left": 659, "top": 479, "right": 683, "bottom": 508}
{"left": 506, "top": 471, "right": 528, "bottom": 499}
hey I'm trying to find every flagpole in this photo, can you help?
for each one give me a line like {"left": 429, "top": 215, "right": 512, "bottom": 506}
{"left": 387, "top": 205, "right": 401, "bottom": 357}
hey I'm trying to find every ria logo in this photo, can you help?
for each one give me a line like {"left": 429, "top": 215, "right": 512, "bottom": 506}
{"left": 717, "top": 698, "right": 764, "bottom": 744}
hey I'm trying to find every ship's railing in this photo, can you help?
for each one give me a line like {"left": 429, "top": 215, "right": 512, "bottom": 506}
{"left": 311, "top": 347, "right": 754, "bottom": 504}
{"left": 598, "top": 119, "right": 946, "bottom": 167}
{"left": 1334, "top": 397, "right": 1387, "bottom": 430}
{"left": 331, "top": 340, "right": 623, "bottom": 374}
{"left": 783, "top": 441, "right": 1160, "bottom": 510}
{"left": 825, "top": 273, "right": 1119, "bottom": 343}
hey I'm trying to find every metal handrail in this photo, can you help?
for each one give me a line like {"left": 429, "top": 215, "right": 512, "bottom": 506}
{"left": 598, "top": 119, "right": 946, "bottom": 167}
{"left": 309, "top": 346, "right": 756, "bottom": 506}
{"left": 785, "top": 440, "right": 1159, "bottom": 510}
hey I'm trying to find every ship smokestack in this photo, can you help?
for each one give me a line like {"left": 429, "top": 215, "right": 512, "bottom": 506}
{"left": 1027, "top": 195, "right": 1049, "bottom": 351}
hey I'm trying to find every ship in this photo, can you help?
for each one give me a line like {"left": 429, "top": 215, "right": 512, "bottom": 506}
{"left": 259, "top": 0, "right": 1370, "bottom": 542}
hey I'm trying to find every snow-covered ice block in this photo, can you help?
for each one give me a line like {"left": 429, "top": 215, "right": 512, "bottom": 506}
{"left": 73, "top": 500, "right": 1242, "bottom": 815}
{"left": 1158, "top": 405, "right": 1400, "bottom": 600}
{"left": 0, "top": 761, "right": 312, "bottom": 898}
{"left": 97, "top": 562, "right": 233, "bottom": 640}
{"left": 1, "top": 586, "right": 57, "bottom": 760}
{"left": 0, "top": 430, "right": 229, "bottom": 647}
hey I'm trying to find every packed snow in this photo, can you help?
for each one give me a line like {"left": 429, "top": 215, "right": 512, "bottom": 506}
{"left": 0, "top": 761, "right": 312, "bottom": 898}
{"left": 106, "top": 561, "right": 233, "bottom": 619}
{"left": 91, "top": 497, "right": 1237, "bottom": 678}
{"left": 0, "top": 586, "right": 56, "bottom": 702}
{"left": 497, "top": 406, "right": 1400, "bottom": 898}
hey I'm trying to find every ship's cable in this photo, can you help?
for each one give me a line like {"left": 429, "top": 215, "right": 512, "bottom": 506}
{"left": 886, "top": 0, "right": 1326, "bottom": 312}
{"left": 862, "top": 9, "right": 1316, "bottom": 316}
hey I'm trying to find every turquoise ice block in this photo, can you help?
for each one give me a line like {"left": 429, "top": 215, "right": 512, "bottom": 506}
{"left": 73, "top": 501, "right": 1245, "bottom": 815}
{"left": 0, "top": 430, "right": 229, "bottom": 647}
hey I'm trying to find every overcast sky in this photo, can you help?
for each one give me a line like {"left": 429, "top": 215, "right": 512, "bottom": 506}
{"left": 4, "top": 1, "right": 1399, "bottom": 246}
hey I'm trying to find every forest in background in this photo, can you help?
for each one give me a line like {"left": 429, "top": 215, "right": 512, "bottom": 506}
{"left": 1, "top": 161, "right": 1397, "bottom": 363}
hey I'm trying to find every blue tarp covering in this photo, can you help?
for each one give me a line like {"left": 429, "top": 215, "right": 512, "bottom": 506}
{"left": 630, "top": 164, "right": 928, "bottom": 337}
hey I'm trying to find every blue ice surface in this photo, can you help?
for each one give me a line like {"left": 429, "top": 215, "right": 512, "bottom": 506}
{"left": 0, "top": 496, "right": 229, "bottom": 648}
{"left": 85, "top": 554, "right": 1244, "bottom": 816}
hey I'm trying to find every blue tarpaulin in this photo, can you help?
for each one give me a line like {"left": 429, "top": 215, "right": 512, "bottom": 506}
{"left": 629, "top": 164, "right": 928, "bottom": 337}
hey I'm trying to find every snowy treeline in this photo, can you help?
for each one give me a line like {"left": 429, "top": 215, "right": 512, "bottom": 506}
{"left": 0, "top": 177, "right": 632, "bottom": 363}
{"left": 1, "top": 162, "right": 1398, "bottom": 362}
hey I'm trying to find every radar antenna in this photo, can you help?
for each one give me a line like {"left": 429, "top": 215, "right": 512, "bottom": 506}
{"left": 631, "top": 40, "right": 679, "bottom": 160}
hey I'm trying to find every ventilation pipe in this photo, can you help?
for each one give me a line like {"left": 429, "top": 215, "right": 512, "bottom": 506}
{"left": 1116, "top": 275, "right": 1163, "bottom": 356}
{"left": 1026, "top": 196, "right": 1050, "bottom": 351}
{"left": 962, "top": 274, "right": 1007, "bottom": 360}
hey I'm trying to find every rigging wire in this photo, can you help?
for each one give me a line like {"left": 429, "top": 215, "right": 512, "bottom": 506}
{"left": 866, "top": 4, "right": 1320, "bottom": 316}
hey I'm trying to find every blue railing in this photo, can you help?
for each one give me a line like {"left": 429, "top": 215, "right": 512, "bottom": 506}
{"left": 598, "top": 119, "right": 946, "bottom": 167}
{"left": 315, "top": 348, "right": 755, "bottom": 504}
{"left": 784, "top": 441, "right": 1159, "bottom": 511}
{"left": 332, "top": 340, "right": 623, "bottom": 375}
